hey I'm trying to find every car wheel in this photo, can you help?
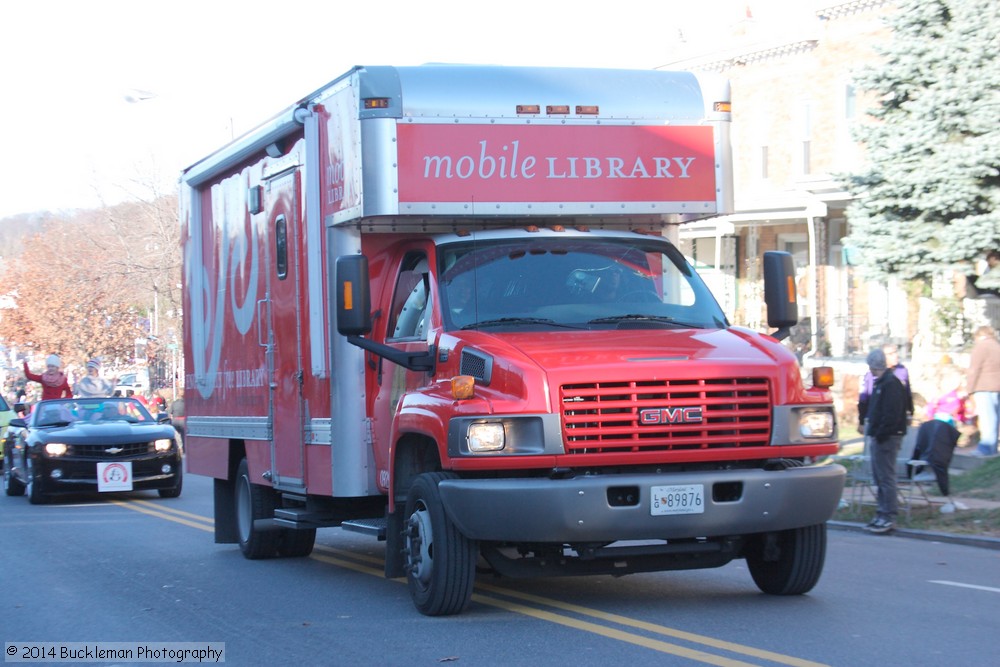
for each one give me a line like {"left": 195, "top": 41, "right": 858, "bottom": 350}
{"left": 3, "top": 451, "right": 25, "bottom": 496}
{"left": 403, "top": 472, "right": 477, "bottom": 616}
{"left": 158, "top": 465, "right": 183, "bottom": 498}
{"left": 745, "top": 523, "right": 827, "bottom": 595}
{"left": 235, "top": 457, "right": 282, "bottom": 559}
{"left": 26, "top": 457, "right": 48, "bottom": 505}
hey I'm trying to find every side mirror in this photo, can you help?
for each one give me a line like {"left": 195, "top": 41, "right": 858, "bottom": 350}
{"left": 763, "top": 251, "right": 798, "bottom": 341}
{"left": 9, "top": 418, "right": 26, "bottom": 429}
{"left": 336, "top": 255, "right": 372, "bottom": 336}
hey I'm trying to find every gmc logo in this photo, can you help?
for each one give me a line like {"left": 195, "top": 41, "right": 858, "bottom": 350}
{"left": 639, "top": 407, "right": 704, "bottom": 425}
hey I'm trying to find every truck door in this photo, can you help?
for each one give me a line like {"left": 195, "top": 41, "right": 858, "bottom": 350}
{"left": 265, "top": 168, "right": 306, "bottom": 490}
{"left": 370, "top": 250, "right": 432, "bottom": 488}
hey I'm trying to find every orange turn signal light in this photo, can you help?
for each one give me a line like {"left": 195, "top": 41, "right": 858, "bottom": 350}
{"left": 452, "top": 375, "right": 475, "bottom": 400}
{"left": 812, "top": 366, "right": 834, "bottom": 389}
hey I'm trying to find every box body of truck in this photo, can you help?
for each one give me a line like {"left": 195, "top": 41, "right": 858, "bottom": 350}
{"left": 180, "top": 65, "right": 844, "bottom": 615}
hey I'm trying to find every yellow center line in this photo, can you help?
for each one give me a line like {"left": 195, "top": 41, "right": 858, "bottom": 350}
{"left": 118, "top": 507, "right": 828, "bottom": 667}
{"left": 314, "top": 545, "right": 827, "bottom": 667}
{"left": 130, "top": 499, "right": 215, "bottom": 525}
{"left": 110, "top": 499, "right": 213, "bottom": 532}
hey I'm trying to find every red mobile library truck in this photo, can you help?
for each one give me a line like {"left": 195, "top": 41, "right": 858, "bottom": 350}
{"left": 180, "top": 65, "right": 845, "bottom": 615}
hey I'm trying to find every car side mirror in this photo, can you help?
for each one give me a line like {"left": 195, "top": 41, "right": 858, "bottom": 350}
{"left": 9, "top": 418, "right": 26, "bottom": 429}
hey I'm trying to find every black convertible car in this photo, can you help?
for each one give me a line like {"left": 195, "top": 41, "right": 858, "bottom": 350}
{"left": 2, "top": 397, "right": 182, "bottom": 504}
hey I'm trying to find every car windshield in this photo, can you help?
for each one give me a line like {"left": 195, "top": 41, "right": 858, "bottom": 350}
{"left": 32, "top": 399, "right": 155, "bottom": 427}
{"left": 438, "top": 236, "right": 728, "bottom": 331}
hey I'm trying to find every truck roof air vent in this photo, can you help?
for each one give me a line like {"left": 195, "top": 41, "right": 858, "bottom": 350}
{"left": 460, "top": 348, "right": 493, "bottom": 385}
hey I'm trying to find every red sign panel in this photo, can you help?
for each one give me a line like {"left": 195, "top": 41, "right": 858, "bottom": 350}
{"left": 397, "top": 124, "right": 716, "bottom": 203}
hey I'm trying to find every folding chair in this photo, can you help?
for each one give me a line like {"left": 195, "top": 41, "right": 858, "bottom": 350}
{"left": 899, "top": 419, "right": 966, "bottom": 516}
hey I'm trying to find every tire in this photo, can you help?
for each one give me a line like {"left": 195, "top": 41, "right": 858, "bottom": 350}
{"left": 235, "top": 457, "right": 282, "bottom": 558}
{"left": 745, "top": 523, "right": 827, "bottom": 595}
{"left": 403, "top": 472, "right": 477, "bottom": 616}
{"left": 3, "top": 452, "right": 25, "bottom": 497}
{"left": 158, "top": 465, "right": 183, "bottom": 498}
{"left": 26, "top": 456, "right": 48, "bottom": 505}
{"left": 277, "top": 528, "right": 316, "bottom": 558}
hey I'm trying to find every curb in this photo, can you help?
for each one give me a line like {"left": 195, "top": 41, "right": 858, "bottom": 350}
{"left": 829, "top": 520, "right": 1000, "bottom": 551}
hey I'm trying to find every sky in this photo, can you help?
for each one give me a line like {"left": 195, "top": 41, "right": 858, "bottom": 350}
{"left": 0, "top": 0, "right": 815, "bottom": 218}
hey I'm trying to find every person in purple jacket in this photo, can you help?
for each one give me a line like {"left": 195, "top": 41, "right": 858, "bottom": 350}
{"left": 858, "top": 343, "right": 914, "bottom": 431}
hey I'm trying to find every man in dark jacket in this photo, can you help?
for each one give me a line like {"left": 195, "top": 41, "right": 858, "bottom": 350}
{"left": 864, "top": 348, "right": 909, "bottom": 534}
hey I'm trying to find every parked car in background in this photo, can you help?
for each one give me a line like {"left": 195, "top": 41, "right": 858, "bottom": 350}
{"left": 114, "top": 371, "right": 150, "bottom": 396}
{"left": 2, "top": 397, "right": 182, "bottom": 504}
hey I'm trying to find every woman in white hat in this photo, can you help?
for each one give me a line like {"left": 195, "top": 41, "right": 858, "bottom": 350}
{"left": 23, "top": 354, "right": 72, "bottom": 400}
{"left": 74, "top": 358, "right": 114, "bottom": 398}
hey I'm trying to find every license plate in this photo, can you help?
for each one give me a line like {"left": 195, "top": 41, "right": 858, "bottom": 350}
{"left": 650, "top": 484, "right": 704, "bottom": 516}
{"left": 97, "top": 461, "right": 133, "bottom": 492}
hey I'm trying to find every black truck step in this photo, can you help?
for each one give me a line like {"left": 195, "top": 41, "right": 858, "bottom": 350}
{"left": 273, "top": 507, "right": 342, "bottom": 529}
{"left": 341, "top": 517, "right": 387, "bottom": 540}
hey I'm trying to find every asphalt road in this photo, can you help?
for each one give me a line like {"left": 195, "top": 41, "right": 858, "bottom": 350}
{"left": 3, "top": 472, "right": 1000, "bottom": 666}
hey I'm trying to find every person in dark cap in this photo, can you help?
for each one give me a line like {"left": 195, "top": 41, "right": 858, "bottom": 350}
{"left": 863, "top": 347, "right": 909, "bottom": 534}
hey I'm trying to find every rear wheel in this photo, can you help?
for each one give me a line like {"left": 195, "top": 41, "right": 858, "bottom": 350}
{"left": 745, "top": 523, "right": 827, "bottom": 595}
{"left": 277, "top": 527, "right": 316, "bottom": 558}
{"left": 403, "top": 472, "right": 477, "bottom": 616}
{"left": 235, "top": 458, "right": 281, "bottom": 558}
{"left": 3, "top": 451, "right": 25, "bottom": 496}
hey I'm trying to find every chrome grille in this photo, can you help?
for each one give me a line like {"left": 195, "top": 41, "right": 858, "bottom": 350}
{"left": 561, "top": 377, "right": 771, "bottom": 453}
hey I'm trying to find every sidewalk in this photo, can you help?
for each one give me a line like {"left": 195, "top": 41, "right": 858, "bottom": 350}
{"left": 829, "top": 436, "right": 1000, "bottom": 550}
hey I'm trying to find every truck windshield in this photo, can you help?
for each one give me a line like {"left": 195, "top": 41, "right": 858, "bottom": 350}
{"left": 438, "top": 236, "right": 728, "bottom": 331}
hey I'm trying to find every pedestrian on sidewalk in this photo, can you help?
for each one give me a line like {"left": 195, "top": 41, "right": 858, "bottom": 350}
{"left": 967, "top": 325, "right": 1000, "bottom": 456}
{"left": 858, "top": 343, "right": 914, "bottom": 432}
{"left": 864, "top": 348, "right": 909, "bottom": 534}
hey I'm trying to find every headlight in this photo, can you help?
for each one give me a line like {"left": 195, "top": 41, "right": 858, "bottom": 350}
{"left": 154, "top": 438, "right": 174, "bottom": 452}
{"left": 771, "top": 405, "right": 838, "bottom": 445}
{"left": 467, "top": 423, "right": 505, "bottom": 452}
{"left": 44, "top": 442, "right": 68, "bottom": 456}
{"left": 799, "top": 409, "right": 835, "bottom": 439}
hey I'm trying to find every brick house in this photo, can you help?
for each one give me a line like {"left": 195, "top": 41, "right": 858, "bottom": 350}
{"left": 664, "top": 0, "right": 904, "bottom": 359}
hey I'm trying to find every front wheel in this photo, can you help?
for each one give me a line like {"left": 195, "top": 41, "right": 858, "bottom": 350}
{"left": 3, "top": 452, "right": 25, "bottom": 496}
{"left": 403, "top": 472, "right": 477, "bottom": 616}
{"left": 745, "top": 523, "right": 827, "bottom": 595}
{"left": 158, "top": 464, "right": 183, "bottom": 498}
{"left": 26, "top": 457, "right": 47, "bottom": 505}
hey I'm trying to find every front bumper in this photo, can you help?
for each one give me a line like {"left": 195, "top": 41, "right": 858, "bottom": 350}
{"left": 439, "top": 463, "right": 846, "bottom": 543}
{"left": 35, "top": 454, "right": 182, "bottom": 493}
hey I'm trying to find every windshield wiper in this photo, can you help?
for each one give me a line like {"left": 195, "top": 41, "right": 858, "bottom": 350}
{"left": 463, "top": 317, "right": 583, "bottom": 330}
{"left": 40, "top": 420, "right": 73, "bottom": 428}
{"left": 587, "top": 314, "right": 704, "bottom": 328}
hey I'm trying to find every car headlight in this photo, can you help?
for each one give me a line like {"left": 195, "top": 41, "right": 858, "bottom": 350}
{"left": 154, "top": 438, "right": 174, "bottom": 452}
{"left": 44, "top": 442, "right": 68, "bottom": 457}
{"left": 467, "top": 423, "right": 505, "bottom": 452}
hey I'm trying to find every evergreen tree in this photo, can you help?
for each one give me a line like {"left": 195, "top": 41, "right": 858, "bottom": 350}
{"left": 843, "top": 0, "right": 1000, "bottom": 279}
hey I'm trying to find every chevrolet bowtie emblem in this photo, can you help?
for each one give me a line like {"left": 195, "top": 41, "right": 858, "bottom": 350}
{"left": 105, "top": 447, "right": 124, "bottom": 454}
